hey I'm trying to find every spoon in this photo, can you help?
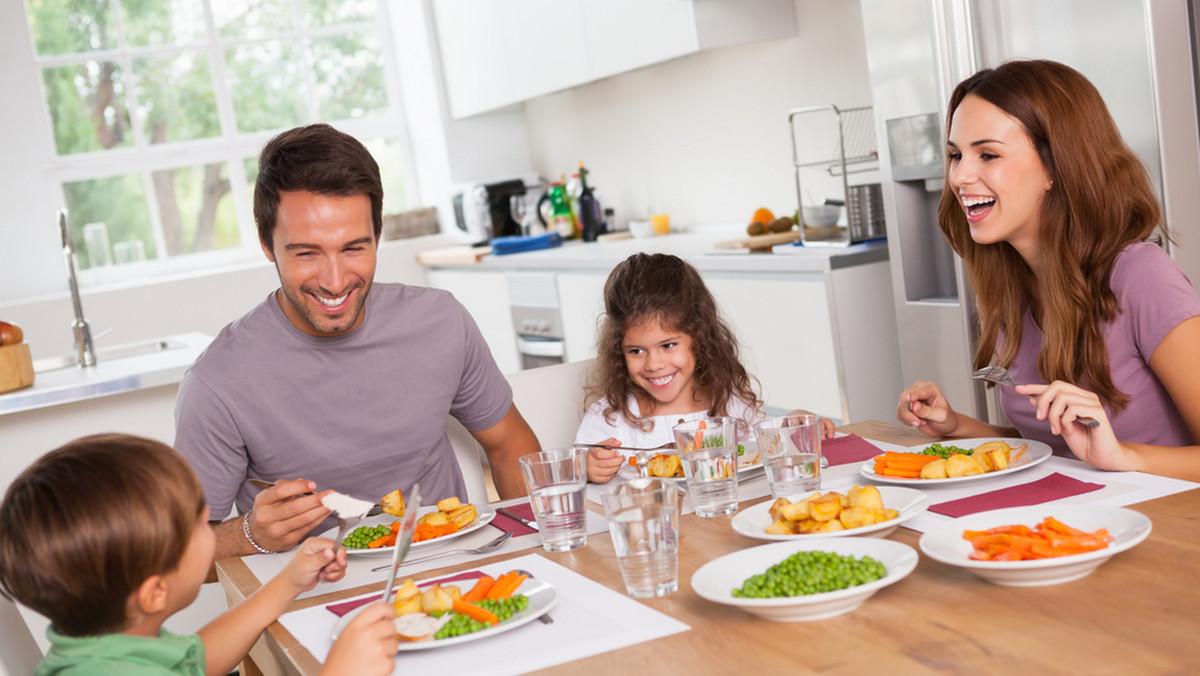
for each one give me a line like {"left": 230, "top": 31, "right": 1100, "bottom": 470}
{"left": 971, "top": 365, "right": 1100, "bottom": 428}
{"left": 511, "top": 568, "right": 553, "bottom": 624}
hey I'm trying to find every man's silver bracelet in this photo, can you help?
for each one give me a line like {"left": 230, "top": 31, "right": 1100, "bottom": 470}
{"left": 242, "top": 511, "right": 275, "bottom": 554}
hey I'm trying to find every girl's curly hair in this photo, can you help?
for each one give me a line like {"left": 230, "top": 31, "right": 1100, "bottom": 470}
{"left": 583, "top": 253, "right": 762, "bottom": 433}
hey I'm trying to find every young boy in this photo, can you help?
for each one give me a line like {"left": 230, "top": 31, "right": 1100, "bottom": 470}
{"left": 0, "top": 433, "right": 398, "bottom": 675}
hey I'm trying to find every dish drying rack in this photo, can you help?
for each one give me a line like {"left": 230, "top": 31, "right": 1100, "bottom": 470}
{"left": 788, "top": 105, "right": 885, "bottom": 246}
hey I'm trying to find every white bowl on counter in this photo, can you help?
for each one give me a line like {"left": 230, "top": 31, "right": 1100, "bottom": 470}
{"left": 802, "top": 204, "right": 841, "bottom": 227}
{"left": 628, "top": 220, "right": 655, "bottom": 238}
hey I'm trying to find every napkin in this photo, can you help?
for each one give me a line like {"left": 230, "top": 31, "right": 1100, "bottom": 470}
{"left": 822, "top": 434, "right": 886, "bottom": 466}
{"left": 325, "top": 570, "right": 487, "bottom": 617}
{"left": 491, "top": 502, "right": 539, "bottom": 536}
{"left": 930, "top": 472, "right": 1105, "bottom": 518}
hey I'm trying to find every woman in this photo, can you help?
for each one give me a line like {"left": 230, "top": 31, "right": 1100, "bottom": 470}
{"left": 897, "top": 59, "right": 1200, "bottom": 481}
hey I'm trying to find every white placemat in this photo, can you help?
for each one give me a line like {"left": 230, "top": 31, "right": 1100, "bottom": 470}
{"left": 278, "top": 553, "right": 690, "bottom": 675}
{"left": 796, "top": 436, "right": 1200, "bottom": 533}
{"left": 241, "top": 498, "right": 609, "bottom": 601}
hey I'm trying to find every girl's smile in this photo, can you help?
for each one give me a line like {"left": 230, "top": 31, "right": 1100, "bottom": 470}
{"left": 623, "top": 319, "right": 705, "bottom": 415}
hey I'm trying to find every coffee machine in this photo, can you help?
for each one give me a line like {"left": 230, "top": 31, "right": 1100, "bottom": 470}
{"left": 452, "top": 179, "right": 528, "bottom": 242}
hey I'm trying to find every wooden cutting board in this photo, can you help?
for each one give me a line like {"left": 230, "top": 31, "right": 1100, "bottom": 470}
{"left": 714, "top": 230, "right": 804, "bottom": 251}
{"left": 416, "top": 245, "right": 492, "bottom": 265}
{"left": 0, "top": 342, "right": 34, "bottom": 394}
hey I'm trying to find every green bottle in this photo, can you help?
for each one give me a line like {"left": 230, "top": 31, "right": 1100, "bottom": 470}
{"left": 547, "top": 182, "right": 575, "bottom": 239}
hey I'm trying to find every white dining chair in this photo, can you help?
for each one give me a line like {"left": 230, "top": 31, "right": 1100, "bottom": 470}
{"left": 447, "top": 359, "right": 594, "bottom": 502}
{"left": 1, "top": 594, "right": 42, "bottom": 675}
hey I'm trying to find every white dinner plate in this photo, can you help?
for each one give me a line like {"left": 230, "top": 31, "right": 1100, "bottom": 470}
{"left": 332, "top": 576, "right": 557, "bottom": 649}
{"left": 323, "top": 504, "right": 497, "bottom": 556}
{"left": 858, "top": 437, "right": 1052, "bottom": 486}
{"left": 731, "top": 486, "right": 930, "bottom": 541}
{"left": 691, "top": 538, "right": 918, "bottom": 622}
{"left": 918, "top": 504, "right": 1152, "bottom": 586}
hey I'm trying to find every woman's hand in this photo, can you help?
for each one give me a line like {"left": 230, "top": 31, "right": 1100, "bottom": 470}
{"left": 586, "top": 438, "right": 625, "bottom": 483}
{"left": 1015, "top": 381, "right": 1134, "bottom": 470}
{"left": 897, "top": 381, "right": 960, "bottom": 437}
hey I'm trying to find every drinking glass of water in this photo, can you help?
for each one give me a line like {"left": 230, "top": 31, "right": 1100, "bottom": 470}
{"left": 754, "top": 415, "right": 823, "bottom": 498}
{"left": 672, "top": 417, "right": 740, "bottom": 517}
{"left": 600, "top": 478, "right": 680, "bottom": 598}
{"left": 518, "top": 447, "right": 589, "bottom": 552}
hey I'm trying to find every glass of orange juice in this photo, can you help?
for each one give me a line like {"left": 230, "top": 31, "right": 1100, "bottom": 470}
{"left": 650, "top": 212, "right": 670, "bottom": 235}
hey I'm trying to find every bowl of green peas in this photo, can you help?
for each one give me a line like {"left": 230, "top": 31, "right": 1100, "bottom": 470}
{"left": 690, "top": 538, "right": 917, "bottom": 621}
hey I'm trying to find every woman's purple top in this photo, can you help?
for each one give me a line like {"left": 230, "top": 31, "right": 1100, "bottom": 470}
{"left": 998, "top": 242, "right": 1200, "bottom": 454}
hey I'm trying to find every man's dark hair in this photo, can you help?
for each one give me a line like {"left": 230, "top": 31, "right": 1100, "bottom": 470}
{"left": 253, "top": 123, "right": 384, "bottom": 250}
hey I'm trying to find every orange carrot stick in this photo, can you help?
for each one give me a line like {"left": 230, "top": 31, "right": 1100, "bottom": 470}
{"left": 452, "top": 598, "right": 498, "bottom": 625}
{"left": 460, "top": 575, "right": 495, "bottom": 603}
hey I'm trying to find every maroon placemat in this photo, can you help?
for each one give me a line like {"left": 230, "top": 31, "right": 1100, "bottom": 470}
{"left": 929, "top": 472, "right": 1105, "bottom": 518}
{"left": 491, "top": 502, "right": 538, "bottom": 536}
{"left": 822, "top": 434, "right": 887, "bottom": 466}
{"left": 326, "top": 569, "right": 487, "bottom": 617}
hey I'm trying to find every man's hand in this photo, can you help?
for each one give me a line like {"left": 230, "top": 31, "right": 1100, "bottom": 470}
{"left": 247, "top": 478, "right": 333, "bottom": 552}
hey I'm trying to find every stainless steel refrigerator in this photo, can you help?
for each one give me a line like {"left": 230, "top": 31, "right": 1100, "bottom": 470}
{"left": 859, "top": 0, "right": 1200, "bottom": 423}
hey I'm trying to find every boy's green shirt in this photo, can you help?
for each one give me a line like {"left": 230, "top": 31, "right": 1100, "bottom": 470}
{"left": 37, "top": 625, "right": 205, "bottom": 675}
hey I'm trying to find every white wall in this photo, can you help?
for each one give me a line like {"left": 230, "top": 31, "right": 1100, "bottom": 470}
{"left": 521, "top": 0, "right": 873, "bottom": 230}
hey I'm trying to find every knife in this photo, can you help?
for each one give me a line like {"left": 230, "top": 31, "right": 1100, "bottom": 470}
{"left": 379, "top": 483, "right": 421, "bottom": 605}
{"left": 497, "top": 506, "right": 539, "bottom": 531}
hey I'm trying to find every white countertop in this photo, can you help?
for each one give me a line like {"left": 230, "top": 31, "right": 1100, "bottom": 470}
{"left": 0, "top": 331, "right": 212, "bottom": 416}
{"left": 427, "top": 231, "right": 888, "bottom": 273}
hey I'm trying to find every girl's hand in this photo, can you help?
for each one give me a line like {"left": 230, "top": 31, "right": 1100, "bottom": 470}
{"left": 1014, "top": 382, "right": 1134, "bottom": 470}
{"left": 586, "top": 439, "right": 625, "bottom": 483}
{"left": 322, "top": 602, "right": 399, "bottom": 676}
{"left": 282, "top": 537, "right": 346, "bottom": 594}
{"left": 784, "top": 409, "right": 837, "bottom": 439}
{"left": 897, "top": 381, "right": 960, "bottom": 438}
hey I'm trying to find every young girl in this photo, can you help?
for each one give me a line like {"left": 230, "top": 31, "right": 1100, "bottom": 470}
{"left": 898, "top": 60, "right": 1200, "bottom": 480}
{"left": 0, "top": 434, "right": 398, "bottom": 675}
{"left": 576, "top": 253, "right": 834, "bottom": 483}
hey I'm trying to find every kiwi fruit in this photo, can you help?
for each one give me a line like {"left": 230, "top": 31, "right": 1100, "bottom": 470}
{"left": 746, "top": 221, "right": 766, "bottom": 236}
{"left": 768, "top": 216, "right": 795, "bottom": 233}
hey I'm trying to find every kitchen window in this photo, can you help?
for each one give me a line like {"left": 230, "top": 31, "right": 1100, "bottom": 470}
{"left": 23, "top": 0, "right": 417, "bottom": 285}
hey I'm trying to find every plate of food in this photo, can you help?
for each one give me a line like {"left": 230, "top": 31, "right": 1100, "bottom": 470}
{"left": 332, "top": 571, "right": 557, "bottom": 648}
{"left": 917, "top": 504, "right": 1151, "bottom": 586}
{"left": 325, "top": 496, "right": 496, "bottom": 556}
{"left": 731, "top": 485, "right": 930, "bottom": 541}
{"left": 691, "top": 538, "right": 918, "bottom": 621}
{"left": 618, "top": 439, "right": 763, "bottom": 483}
{"left": 859, "top": 437, "right": 1052, "bottom": 485}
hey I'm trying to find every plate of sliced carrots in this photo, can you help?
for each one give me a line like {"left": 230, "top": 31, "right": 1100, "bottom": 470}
{"left": 858, "top": 438, "right": 1052, "bottom": 485}
{"left": 918, "top": 505, "right": 1151, "bottom": 586}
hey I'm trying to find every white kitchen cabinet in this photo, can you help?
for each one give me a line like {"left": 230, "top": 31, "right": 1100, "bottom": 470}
{"left": 432, "top": 0, "right": 796, "bottom": 119}
{"left": 425, "top": 268, "right": 521, "bottom": 373}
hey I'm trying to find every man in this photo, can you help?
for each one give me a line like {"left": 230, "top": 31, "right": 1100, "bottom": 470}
{"left": 174, "top": 123, "right": 539, "bottom": 560}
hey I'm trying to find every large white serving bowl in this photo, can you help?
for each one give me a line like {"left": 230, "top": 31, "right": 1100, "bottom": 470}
{"left": 690, "top": 538, "right": 917, "bottom": 622}
{"left": 731, "top": 486, "right": 930, "bottom": 541}
{"left": 918, "top": 504, "right": 1152, "bottom": 587}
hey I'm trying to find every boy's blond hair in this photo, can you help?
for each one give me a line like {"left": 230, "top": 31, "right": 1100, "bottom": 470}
{"left": 0, "top": 434, "right": 205, "bottom": 636}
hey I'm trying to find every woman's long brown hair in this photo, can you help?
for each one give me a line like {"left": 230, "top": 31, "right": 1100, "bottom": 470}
{"left": 584, "top": 253, "right": 762, "bottom": 432}
{"left": 937, "top": 59, "right": 1165, "bottom": 410}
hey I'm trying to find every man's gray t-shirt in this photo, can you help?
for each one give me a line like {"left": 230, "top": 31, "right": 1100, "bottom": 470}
{"left": 174, "top": 283, "right": 512, "bottom": 526}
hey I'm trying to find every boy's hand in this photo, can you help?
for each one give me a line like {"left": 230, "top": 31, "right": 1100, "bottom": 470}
{"left": 283, "top": 537, "right": 347, "bottom": 594}
{"left": 323, "top": 603, "right": 399, "bottom": 676}
{"left": 248, "top": 478, "right": 333, "bottom": 552}
{"left": 586, "top": 438, "right": 624, "bottom": 483}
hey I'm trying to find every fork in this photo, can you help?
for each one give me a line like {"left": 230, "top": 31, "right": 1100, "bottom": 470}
{"left": 511, "top": 568, "right": 554, "bottom": 624}
{"left": 576, "top": 442, "right": 676, "bottom": 452}
{"left": 971, "top": 365, "right": 1100, "bottom": 428}
{"left": 370, "top": 530, "right": 514, "bottom": 571}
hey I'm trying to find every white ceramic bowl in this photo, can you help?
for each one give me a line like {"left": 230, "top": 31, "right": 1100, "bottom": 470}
{"left": 918, "top": 504, "right": 1152, "bottom": 587}
{"left": 628, "top": 220, "right": 655, "bottom": 238}
{"left": 731, "top": 486, "right": 930, "bottom": 541}
{"left": 691, "top": 538, "right": 917, "bottom": 621}
{"left": 802, "top": 204, "right": 841, "bottom": 227}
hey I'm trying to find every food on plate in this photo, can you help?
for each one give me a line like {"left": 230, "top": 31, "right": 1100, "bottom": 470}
{"left": 732, "top": 550, "right": 887, "bottom": 598}
{"left": 391, "top": 571, "right": 531, "bottom": 641}
{"left": 764, "top": 485, "right": 899, "bottom": 535}
{"left": 964, "top": 517, "right": 1113, "bottom": 561}
{"left": 646, "top": 453, "right": 683, "bottom": 478}
{"left": 320, "top": 491, "right": 374, "bottom": 518}
{"left": 342, "top": 495, "right": 477, "bottom": 548}
{"left": 873, "top": 441, "right": 1025, "bottom": 479}
{"left": 0, "top": 321, "right": 24, "bottom": 346}
{"left": 381, "top": 488, "right": 405, "bottom": 517}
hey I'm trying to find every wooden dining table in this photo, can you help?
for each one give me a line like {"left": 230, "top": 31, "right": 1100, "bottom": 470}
{"left": 215, "top": 420, "right": 1200, "bottom": 674}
